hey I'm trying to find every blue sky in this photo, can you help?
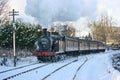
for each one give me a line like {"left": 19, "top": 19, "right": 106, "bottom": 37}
{"left": 9, "top": 0, "right": 120, "bottom": 36}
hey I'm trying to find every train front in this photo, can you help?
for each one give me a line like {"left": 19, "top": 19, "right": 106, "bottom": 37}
{"left": 34, "top": 29, "right": 56, "bottom": 61}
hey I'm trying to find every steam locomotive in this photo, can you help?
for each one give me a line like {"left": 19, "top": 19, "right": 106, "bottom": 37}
{"left": 33, "top": 28, "right": 106, "bottom": 61}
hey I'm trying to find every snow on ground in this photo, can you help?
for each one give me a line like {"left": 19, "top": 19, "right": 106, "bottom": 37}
{"left": 0, "top": 56, "right": 38, "bottom": 72}
{"left": 77, "top": 50, "right": 120, "bottom": 80}
{"left": 0, "top": 50, "right": 120, "bottom": 80}
{"left": 0, "top": 63, "right": 46, "bottom": 80}
{"left": 12, "top": 57, "right": 84, "bottom": 80}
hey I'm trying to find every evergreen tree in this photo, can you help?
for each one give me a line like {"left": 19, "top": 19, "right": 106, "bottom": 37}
{"left": 0, "top": 20, "right": 43, "bottom": 50}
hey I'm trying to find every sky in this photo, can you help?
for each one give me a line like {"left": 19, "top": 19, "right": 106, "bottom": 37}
{"left": 9, "top": 0, "right": 120, "bottom": 36}
{"left": 9, "top": 0, "right": 36, "bottom": 24}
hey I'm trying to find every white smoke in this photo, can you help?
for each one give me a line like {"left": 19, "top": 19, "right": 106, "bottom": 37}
{"left": 25, "top": 0, "right": 97, "bottom": 25}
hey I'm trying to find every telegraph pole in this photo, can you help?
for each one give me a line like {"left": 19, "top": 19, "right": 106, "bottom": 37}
{"left": 9, "top": 9, "right": 19, "bottom": 67}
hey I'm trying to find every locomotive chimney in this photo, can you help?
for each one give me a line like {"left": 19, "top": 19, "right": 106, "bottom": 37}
{"left": 43, "top": 28, "right": 47, "bottom": 36}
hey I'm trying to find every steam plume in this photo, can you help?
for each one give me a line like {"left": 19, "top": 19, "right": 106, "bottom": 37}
{"left": 25, "top": 0, "right": 97, "bottom": 25}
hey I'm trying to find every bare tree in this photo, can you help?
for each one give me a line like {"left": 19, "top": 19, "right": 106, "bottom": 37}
{"left": 0, "top": 0, "right": 9, "bottom": 24}
{"left": 49, "top": 22, "right": 76, "bottom": 36}
{"left": 88, "top": 15, "right": 115, "bottom": 43}
{"left": 109, "top": 27, "right": 120, "bottom": 44}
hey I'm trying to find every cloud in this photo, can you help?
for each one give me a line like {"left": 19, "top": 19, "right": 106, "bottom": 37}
{"left": 9, "top": 0, "right": 120, "bottom": 26}
{"left": 25, "top": 0, "right": 97, "bottom": 25}
{"left": 73, "top": 17, "right": 90, "bottom": 37}
{"left": 9, "top": 0, "right": 26, "bottom": 12}
{"left": 96, "top": 0, "right": 120, "bottom": 26}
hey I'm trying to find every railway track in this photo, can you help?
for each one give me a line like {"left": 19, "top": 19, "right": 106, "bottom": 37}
{"left": 0, "top": 62, "right": 39, "bottom": 74}
{"left": 2, "top": 63, "right": 50, "bottom": 80}
{"left": 73, "top": 57, "right": 88, "bottom": 80}
{"left": 40, "top": 56, "right": 88, "bottom": 80}
{"left": 2, "top": 56, "right": 88, "bottom": 80}
{"left": 41, "top": 59, "right": 78, "bottom": 80}
{"left": 2, "top": 57, "right": 75, "bottom": 80}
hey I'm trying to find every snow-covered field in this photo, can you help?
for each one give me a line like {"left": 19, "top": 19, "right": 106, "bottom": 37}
{"left": 0, "top": 50, "right": 120, "bottom": 80}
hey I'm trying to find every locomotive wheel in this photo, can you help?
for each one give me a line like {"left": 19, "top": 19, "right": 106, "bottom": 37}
{"left": 49, "top": 56, "right": 56, "bottom": 62}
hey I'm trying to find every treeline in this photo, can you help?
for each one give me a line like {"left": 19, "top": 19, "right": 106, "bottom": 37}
{"left": 0, "top": 20, "right": 43, "bottom": 50}
{"left": 89, "top": 15, "right": 120, "bottom": 45}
